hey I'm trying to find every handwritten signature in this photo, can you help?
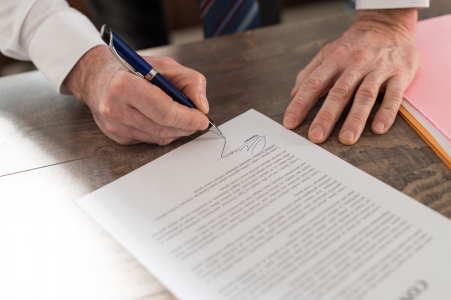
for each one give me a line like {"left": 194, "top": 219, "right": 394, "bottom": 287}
{"left": 218, "top": 135, "right": 267, "bottom": 160}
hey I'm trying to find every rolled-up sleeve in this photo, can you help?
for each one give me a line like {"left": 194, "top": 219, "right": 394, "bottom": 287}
{"left": 0, "top": 0, "right": 104, "bottom": 94}
{"left": 356, "top": 0, "right": 429, "bottom": 9}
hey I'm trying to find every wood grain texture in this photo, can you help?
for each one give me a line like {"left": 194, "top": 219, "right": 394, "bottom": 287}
{"left": 1, "top": 1, "right": 450, "bottom": 299}
{"left": 0, "top": 72, "right": 134, "bottom": 176}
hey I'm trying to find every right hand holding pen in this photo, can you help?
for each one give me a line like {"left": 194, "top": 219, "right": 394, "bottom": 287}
{"left": 64, "top": 45, "right": 210, "bottom": 145}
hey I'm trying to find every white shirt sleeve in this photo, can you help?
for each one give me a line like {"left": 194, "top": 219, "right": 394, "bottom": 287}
{"left": 0, "top": 0, "right": 104, "bottom": 94}
{"left": 356, "top": 0, "right": 430, "bottom": 9}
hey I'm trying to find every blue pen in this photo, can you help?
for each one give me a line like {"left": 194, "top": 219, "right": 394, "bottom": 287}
{"left": 100, "top": 25, "right": 223, "bottom": 138}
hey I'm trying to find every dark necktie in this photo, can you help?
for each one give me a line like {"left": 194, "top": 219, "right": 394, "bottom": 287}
{"left": 199, "top": 0, "right": 261, "bottom": 38}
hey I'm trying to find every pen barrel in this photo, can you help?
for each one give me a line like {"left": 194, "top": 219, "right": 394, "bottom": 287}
{"left": 101, "top": 25, "right": 198, "bottom": 110}
{"left": 151, "top": 74, "right": 197, "bottom": 109}
{"left": 111, "top": 32, "right": 152, "bottom": 76}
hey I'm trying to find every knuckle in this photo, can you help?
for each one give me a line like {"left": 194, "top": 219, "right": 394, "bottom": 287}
{"left": 197, "top": 74, "right": 207, "bottom": 85}
{"left": 328, "top": 84, "right": 352, "bottom": 102}
{"left": 157, "top": 126, "right": 173, "bottom": 138}
{"left": 104, "top": 122, "right": 120, "bottom": 136}
{"left": 110, "top": 73, "right": 128, "bottom": 94}
{"left": 356, "top": 85, "right": 378, "bottom": 105}
{"left": 348, "top": 112, "right": 367, "bottom": 127}
{"left": 332, "top": 45, "right": 348, "bottom": 57}
{"left": 353, "top": 49, "right": 369, "bottom": 62}
{"left": 316, "top": 109, "right": 336, "bottom": 124}
{"left": 303, "top": 77, "right": 322, "bottom": 92}
{"left": 393, "top": 67, "right": 408, "bottom": 76}
{"left": 377, "top": 56, "right": 388, "bottom": 66}
{"left": 389, "top": 87, "right": 404, "bottom": 100}
{"left": 160, "top": 108, "right": 177, "bottom": 127}
{"left": 382, "top": 103, "right": 400, "bottom": 119}
{"left": 290, "top": 97, "right": 309, "bottom": 112}
{"left": 98, "top": 98, "right": 116, "bottom": 119}
{"left": 98, "top": 101, "right": 112, "bottom": 118}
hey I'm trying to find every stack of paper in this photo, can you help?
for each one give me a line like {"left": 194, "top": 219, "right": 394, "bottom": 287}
{"left": 400, "top": 14, "right": 451, "bottom": 168}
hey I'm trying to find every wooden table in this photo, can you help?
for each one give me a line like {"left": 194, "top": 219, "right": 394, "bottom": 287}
{"left": 1, "top": 2, "right": 450, "bottom": 299}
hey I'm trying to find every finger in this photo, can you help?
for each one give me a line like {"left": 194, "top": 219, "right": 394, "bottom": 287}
{"left": 145, "top": 56, "right": 210, "bottom": 114}
{"left": 371, "top": 75, "right": 406, "bottom": 135}
{"left": 115, "top": 72, "right": 209, "bottom": 131}
{"left": 107, "top": 104, "right": 200, "bottom": 138}
{"left": 169, "top": 69, "right": 209, "bottom": 115}
{"left": 104, "top": 120, "right": 189, "bottom": 146}
{"left": 291, "top": 50, "right": 324, "bottom": 99}
{"left": 92, "top": 114, "right": 140, "bottom": 145}
{"left": 122, "top": 125, "right": 183, "bottom": 146}
{"left": 307, "top": 69, "right": 364, "bottom": 143}
{"left": 339, "top": 71, "right": 386, "bottom": 145}
{"left": 284, "top": 63, "right": 340, "bottom": 129}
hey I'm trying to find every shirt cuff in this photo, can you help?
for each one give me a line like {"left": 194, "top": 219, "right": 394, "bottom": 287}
{"left": 28, "top": 9, "right": 104, "bottom": 95}
{"left": 356, "top": 0, "right": 430, "bottom": 9}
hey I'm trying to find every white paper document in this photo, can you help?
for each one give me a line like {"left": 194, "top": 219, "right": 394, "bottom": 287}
{"left": 78, "top": 110, "right": 451, "bottom": 300}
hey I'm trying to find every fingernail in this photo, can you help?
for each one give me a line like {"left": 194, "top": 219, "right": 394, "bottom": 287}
{"left": 310, "top": 126, "right": 324, "bottom": 140}
{"left": 375, "top": 122, "right": 385, "bottom": 133}
{"left": 284, "top": 114, "right": 297, "bottom": 128}
{"left": 198, "top": 119, "right": 209, "bottom": 130}
{"left": 199, "top": 94, "right": 209, "bottom": 112}
{"left": 341, "top": 129, "right": 355, "bottom": 141}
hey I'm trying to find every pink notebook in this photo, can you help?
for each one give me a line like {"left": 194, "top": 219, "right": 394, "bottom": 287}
{"left": 403, "top": 15, "right": 451, "bottom": 142}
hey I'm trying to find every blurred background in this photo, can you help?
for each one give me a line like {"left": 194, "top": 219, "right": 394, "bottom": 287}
{"left": 0, "top": 0, "right": 354, "bottom": 78}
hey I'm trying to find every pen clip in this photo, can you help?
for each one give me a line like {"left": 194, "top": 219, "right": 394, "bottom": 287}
{"left": 108, "top": 30, "right": 144, "bottom": 79}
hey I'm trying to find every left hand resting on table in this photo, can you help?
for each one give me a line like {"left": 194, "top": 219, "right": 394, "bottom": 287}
{"left": 283, "top": 8, "right": 419, "bottom": 145}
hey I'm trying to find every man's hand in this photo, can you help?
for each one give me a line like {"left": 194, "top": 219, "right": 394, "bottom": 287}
{"left": 64, "top": 45, "right": 209, "bottom": 145}
{"left": 284, "top": 8, "right": 419, "bottom": 145}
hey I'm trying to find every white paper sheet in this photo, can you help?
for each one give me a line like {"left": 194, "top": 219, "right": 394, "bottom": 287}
{"left": 402, "top": 100, "right": 451, "bottom": 157}
{"left": 78, "top": 109, "right": 451, "bottom": 300}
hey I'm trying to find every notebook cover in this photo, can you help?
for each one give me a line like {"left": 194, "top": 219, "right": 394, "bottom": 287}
{"left": 403, "top": 15, "right": 451, "bottom": 141}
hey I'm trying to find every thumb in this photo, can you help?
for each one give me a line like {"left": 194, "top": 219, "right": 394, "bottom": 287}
{"left": 145, "top": 56, "right": 210, "bottom": 114}
{"left": 178, "top": 72, "right": 209, "bottom": 114}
